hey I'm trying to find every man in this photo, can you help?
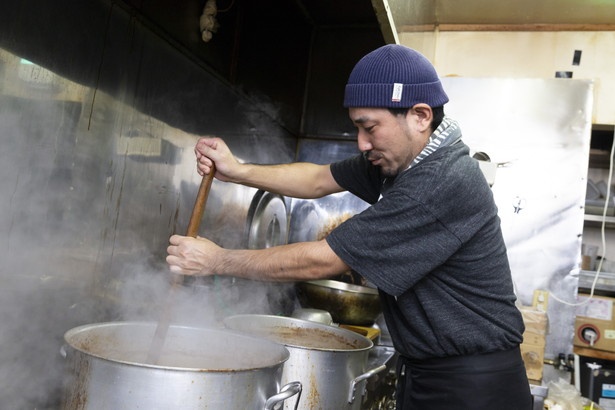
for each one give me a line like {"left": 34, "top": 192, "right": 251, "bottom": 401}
{"left": 167, "top": 44, "right": 532, "bottom": 409}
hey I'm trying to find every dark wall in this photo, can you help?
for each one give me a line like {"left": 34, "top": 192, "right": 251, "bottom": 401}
{"left": 0, "top": 0, "right": 384, "bottom": 139}
{"left": 118, "top": 0, "right": 314, "bottom": 132}
{"left": 303, "top": 26, "right": 385, "bottom": 138}
{"left": 0, "top": 0, "right": 312, "bottom": 135}
{"left": 0, "top": 3, "right": 385, "bottom": 408}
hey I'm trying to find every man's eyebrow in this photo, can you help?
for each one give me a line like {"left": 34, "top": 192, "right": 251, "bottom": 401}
{"left": 353, "top": 116, "right": 371, "bottom": 124}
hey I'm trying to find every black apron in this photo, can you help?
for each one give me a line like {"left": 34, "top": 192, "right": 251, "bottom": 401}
{"left": 395, "top": 347, "right": 533, "bottom": 410}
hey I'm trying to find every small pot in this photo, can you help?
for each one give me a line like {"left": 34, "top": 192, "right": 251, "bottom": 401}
{"left": 61, "top": 321, "right": 301, "bottom": 410}
{"left": 224, "top": 314, "right": 387, "bottom": 410}
{"left": 296, "top": 280, "right": 382, "bottom": 325}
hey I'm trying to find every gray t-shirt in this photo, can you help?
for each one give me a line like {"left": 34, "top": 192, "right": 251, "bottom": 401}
{"left": 326, "top": 141, "right": 524, "bottom": 359}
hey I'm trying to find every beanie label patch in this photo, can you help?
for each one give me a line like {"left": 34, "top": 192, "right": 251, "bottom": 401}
{"left": 391, "top": 83, "right": 403, "bottom": 102}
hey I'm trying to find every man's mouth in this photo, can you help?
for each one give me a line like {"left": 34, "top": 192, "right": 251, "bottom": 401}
{"left": 363, "top": 150, "right": 381, "bottom": 164}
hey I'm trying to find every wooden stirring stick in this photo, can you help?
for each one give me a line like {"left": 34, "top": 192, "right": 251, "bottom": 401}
{"left": 185, "top": 165, "right": 217, "bottom": 238}
{"left": 146, "top": 165, "right": 216, "bottom": 364}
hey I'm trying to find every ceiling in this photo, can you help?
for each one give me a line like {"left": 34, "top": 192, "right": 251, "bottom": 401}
{"left": 293, "top": 0, "right": 379, "bottom": 25}
{"left": 387, "top": 0, "right": 615, "bottom": 29}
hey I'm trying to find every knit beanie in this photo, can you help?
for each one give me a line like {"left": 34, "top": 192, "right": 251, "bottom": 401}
{"left": 343, "top": 44, "right": 449, "bottom": 108}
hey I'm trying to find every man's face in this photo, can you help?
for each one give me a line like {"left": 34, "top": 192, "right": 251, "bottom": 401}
{"left": 348, "top": 106, "right": 431, "bottom": 177}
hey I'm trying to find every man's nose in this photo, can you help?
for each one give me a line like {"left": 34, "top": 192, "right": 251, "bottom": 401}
{"left": 357, "top": 131, "right": 372, "bottom": 152}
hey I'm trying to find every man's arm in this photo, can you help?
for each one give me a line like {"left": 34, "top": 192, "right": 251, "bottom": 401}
{"left": 167, "top": 235, "right": 350, "bottom": 280}
{"left": 195, "top": 137, "right": 344, "bottom": 199}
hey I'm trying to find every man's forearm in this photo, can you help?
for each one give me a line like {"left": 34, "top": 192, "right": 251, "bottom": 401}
{"left": 211, "top": 240, "right": 349, "bottom": 281}
{"left": 231, "top": 162, "right": 343, "bottom": 199}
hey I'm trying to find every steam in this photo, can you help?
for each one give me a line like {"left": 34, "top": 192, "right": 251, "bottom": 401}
{"left": 0, "top": 88, "right": 100, "bottom": 409}
{"left": 111, "top": 263, "right": 287, "bottom": 328}
{"left": 0, "top": 56, "right": 299, "bottom": 408}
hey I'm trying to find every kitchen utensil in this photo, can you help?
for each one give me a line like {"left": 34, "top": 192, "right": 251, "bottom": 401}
{"left": 224, "top": 314, "right": 388, "bottom": 410}
{"left": 296, "top": 279, "right": 382, "bottom": 326}
{"left": 291, "top": 308, "right": 333, "bottom": 325}
{"left": 61, "top": 321, "right": 301, "bottom": 409}
{"left": 246, "top": 189, "right": 289, "bottom": 249}
{"left": 147, "top": 166, "right": 216, "bottom": 364}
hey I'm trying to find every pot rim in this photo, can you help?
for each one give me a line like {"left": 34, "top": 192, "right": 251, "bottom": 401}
{"left": 302, "top": 280, "right": 379, "bottom": 295}
{"left": 224, "top": 314, "right": 374, "bottom": 352}
{"left": 63, "top": 321, "right": 290, "bottom": 372}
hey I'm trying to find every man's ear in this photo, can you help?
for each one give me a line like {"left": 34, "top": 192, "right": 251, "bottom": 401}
{"left": 411, "top": 104, "right": 433, "bottom": 132}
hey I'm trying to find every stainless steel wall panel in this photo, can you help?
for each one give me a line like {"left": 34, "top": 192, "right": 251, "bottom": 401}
{"left": 442, "top": 77, "right": 593, "bottom": 373}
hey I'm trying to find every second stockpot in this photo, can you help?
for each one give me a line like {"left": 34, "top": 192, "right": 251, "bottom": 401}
{"left": 224, "top": 314, "right": 387, "bottom": 410}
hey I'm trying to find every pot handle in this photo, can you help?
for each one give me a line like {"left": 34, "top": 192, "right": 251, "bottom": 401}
{"left": 347, "top": 345, "right": 396, "bottom": 404}
{"left": 347, "top": 364, "right": 387, "bottom": 404}
{"left": 264, "top": 381, "right": 302, "bottom": 410}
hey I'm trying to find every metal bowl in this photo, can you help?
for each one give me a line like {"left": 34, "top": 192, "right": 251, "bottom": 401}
{"left": 291, "top": 308, "right": 333, "bottom": 325}
{"left": 295, "top": 280, "right": 382, "bottom": 326}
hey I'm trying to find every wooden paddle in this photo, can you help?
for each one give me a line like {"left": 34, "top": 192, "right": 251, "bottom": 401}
{"left": 146, "top": 165, "right": 216, "bottom": 364}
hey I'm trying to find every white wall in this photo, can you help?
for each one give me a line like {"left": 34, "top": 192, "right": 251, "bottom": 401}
{"left": 400, "top": 31, "right": 615, "bottom": 125}
{"left": 400, "top": 30, "right": 615, "bottom": 265}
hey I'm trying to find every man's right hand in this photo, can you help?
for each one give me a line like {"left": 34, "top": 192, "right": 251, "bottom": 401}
{"left": 194, "top": 137, "right": 240, "bottom": 183}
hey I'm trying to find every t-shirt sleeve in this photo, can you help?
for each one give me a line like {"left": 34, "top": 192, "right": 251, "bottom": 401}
{"left": 325, "top": 188, "right": 462, "bottom": 296}
{"left": 330, "top": 154, "right": 383, "bottom": 204}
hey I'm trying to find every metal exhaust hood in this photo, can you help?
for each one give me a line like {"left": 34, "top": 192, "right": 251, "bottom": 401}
{"left": 371, "top": 0, "right": 400, "bottom": 44}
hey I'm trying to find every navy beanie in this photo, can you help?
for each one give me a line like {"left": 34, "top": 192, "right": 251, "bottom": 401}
{"left": 344, "top": 44, "right": 449, "bottom": 108}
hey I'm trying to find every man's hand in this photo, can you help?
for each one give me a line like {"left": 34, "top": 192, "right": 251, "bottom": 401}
{"left": 194, "top": 137, "right": 241, "bottom": 182}
{"left": 166, "top": 234, "right": 220, "bottom": 276}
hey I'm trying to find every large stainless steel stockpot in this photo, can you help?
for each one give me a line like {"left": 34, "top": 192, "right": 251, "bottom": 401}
{"left": 224, "top": 314, "right": 387, "bottom": 410}
{"left": 61, "top": 321, "right": 301, "bottom": 410}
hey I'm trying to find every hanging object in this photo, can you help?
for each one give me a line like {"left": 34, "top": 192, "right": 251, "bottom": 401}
{"left": 200, "top": 0, "right": 219, "bottom": 43}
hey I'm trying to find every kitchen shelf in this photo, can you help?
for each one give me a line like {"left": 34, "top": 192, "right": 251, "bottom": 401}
{"left": 589, "top": 149, "right": 613, "bottom": 169}
{"left": 584, "top": 214, "right": 615, "bottom": 228}
{"left": 579, "top": 270, "right": 615, "bottom": 296}
{"left": 588, "top": 126, "right": 615, "bottom": 169}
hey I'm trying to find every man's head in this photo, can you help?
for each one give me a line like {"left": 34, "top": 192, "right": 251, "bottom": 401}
{"left": 344, "top": 45, "right": 449, "bottom": 176}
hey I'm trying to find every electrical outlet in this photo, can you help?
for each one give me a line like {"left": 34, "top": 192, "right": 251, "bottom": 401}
{"left": 532, "top": 290, "right": 549, "bottom": 312}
